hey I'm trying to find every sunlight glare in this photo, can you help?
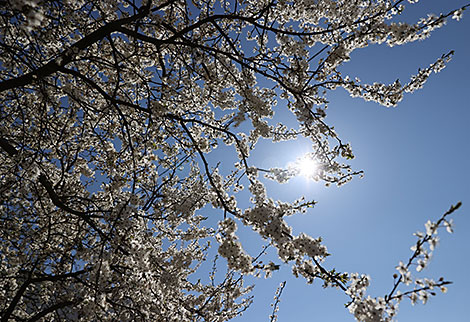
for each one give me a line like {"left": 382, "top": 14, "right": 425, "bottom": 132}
{"left": 297, "top": 156, "right": 318, "bottom": 179}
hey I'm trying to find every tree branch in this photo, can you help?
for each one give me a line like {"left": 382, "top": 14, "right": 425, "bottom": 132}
{"left": 0, "top": 6, "right": 151, "bottom": 93}
{"left": 26, "top": 299, "right": 81, "bottom": 322}
{"left": 0, "top": 136, "right": 122, "bottom": 253}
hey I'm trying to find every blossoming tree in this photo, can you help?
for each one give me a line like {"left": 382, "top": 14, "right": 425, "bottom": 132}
{"left": 0, "top": 0, "right": 466, "bottom": 321}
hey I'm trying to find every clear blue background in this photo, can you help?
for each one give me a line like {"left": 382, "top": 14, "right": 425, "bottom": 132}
{"left": 227, "top": 1, "right": 470, "bottom": 321}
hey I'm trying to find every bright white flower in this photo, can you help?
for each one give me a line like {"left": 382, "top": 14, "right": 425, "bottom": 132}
{"left": 425, "top": 220, "right": 437, "bottom": 235}
{"left": 419, "top": 290, "right": 429, "bottom": 304}
{"left": 396, "top": 261, "right": 408, "bottom": 275}
{"left": 403, "top": 271, "right": 413, "bottom": 285}
{"left": 452, "top": 9, "right": 464, "bottom": 21}
{"left": 444, "top": 219, "right": 454, "bottom": 233}
{"left": 416, "top": 259, "right": 426, "bottom": 272}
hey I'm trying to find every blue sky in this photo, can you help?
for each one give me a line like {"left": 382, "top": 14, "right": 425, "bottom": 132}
{"left": 226, "top": 1, "right": 470, "bottom": 321}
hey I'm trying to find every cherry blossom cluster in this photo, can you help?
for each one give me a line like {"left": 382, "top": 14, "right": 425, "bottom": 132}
{"left": 217, "top": 218, "right": 254, "bottom": 274}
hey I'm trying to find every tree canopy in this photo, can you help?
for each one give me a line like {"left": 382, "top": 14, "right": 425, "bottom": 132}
{"left": 0, "top": 0, "right": 467, "bottom": 321}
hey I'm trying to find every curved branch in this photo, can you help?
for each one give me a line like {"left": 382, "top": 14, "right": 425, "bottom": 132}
{"left": 0, "top": 137, "right": 125, "bottom": 253}
{"left": 0, "top": 6, "right": 151, "bottom": 93}
{"left": 26, "top": 299, "right": 81, "bottom": 322}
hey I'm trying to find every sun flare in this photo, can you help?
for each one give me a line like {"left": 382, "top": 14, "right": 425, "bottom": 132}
{"left": 297, "top": 156, "right": 318, "bottom": 178}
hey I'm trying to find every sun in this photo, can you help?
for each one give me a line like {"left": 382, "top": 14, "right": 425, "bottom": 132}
{"left": 296, "top": 155, "right": 318, "bottom": 178}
